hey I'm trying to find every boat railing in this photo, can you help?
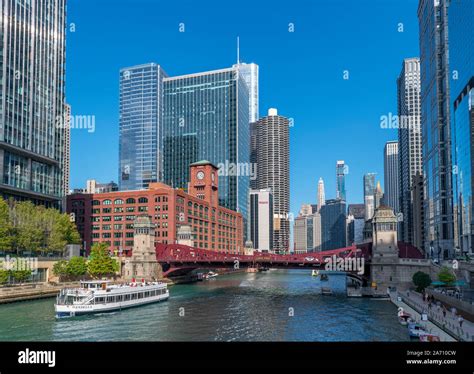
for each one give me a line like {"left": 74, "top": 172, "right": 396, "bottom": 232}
{"left": 79, "top": 291, "right": 95, "bottom": 305}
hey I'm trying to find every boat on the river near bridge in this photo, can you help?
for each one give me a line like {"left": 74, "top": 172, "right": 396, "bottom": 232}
{"left": 54, "top": 280, "right": 169, "bottom": 318}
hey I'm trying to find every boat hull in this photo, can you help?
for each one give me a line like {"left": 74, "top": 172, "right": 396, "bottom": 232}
{"left": 55, "top": 291, "right": 169, "bottom": 318}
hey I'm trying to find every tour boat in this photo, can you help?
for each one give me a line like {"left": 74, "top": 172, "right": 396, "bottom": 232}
{"left": 55, "top": 280, "right": 169, "bottom": 318}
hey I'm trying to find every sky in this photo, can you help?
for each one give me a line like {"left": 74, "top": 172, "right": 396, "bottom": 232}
{"left": 67, "top": 0, "right": 420, "bottom": 217}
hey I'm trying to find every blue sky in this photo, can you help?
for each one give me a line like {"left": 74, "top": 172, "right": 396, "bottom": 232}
{"left": 67, "top": 0, "right": 420, "bottom": 216}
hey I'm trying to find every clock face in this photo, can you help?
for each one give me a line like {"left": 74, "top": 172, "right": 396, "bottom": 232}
{"left": 197, "top": 171, "right": 205, "bottom": 180}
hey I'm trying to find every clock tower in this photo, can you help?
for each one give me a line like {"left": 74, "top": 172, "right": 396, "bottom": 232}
{"left": 188, "top": 160, "right": 219, "bottom": 208}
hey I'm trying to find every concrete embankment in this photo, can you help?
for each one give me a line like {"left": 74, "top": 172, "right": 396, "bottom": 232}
{"left": 0, "top": 282, "right": 79, "bottom": 304}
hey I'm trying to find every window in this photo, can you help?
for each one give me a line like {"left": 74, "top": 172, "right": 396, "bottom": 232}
{"left": 92, "top": 200, "right": 100, "bottom": 206}
{"left": 138, "top": 197, "right": 148, "bottom": 204}
{"left": 114, "top": 199, "right": 124, "bottom": 205}
{"left": 126, "top": 198, "right": 136, "bottom": 204}
{"left": 103, "top": 199, "right": 112, "bottom": 205}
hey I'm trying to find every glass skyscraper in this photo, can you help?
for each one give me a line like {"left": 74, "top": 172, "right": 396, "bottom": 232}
{"left": 364, "top": 173, "right": 376, "bottom": 221}
{"left": 162, "top": 67, "right": 250, "bottom": 221}
{"left": 418, "top": 0, "right": 454, "bottom": 259}
{"left": 0, "top": 0, "right": 67, "bottom": 207}
{"left": 119, "top": 63, "right": 167, "bottom": 191}
{"left": 450, "top": 0, "right": 474, "bottom": 255}
{"left": 336, "top": 160, "right": 346, "bottom": 201}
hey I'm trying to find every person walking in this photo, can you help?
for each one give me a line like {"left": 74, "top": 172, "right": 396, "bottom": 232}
{"left": 458, "top": 315, "right": 464, "bottom": 328}
{"left": 442, "top": 305, "right": 447, "bottom": 318}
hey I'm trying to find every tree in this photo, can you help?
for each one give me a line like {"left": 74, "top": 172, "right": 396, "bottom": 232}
{"left": 52, "top": 260, "right": 68, "bottom": 278}
{"left": 438, "top": 266, "right": 456, "bottom": 285}
{"left": 0, "top": 269, "right": 9, "bottom": 284}
{"left": 87, "top": 243, "right": 118, "bottom": 278}
{"left": 48, "top": 214, "right": 81, "bottom": 253}
{"left": 11, "top": 269, "right": 31, "bottom": 283}
{"left": 66, "top": 256, "right": 88, "bottom": 277}
{"left": 0, "top": 197, "right": 13, "bottom": 252}
{"left": 413, "top": 271, "right": 432, "bottom": 292}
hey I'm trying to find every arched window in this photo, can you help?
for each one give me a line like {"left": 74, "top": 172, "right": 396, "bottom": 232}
{"left": 126, "top": 198, "right": 136, "bottom": 204}
{"left": 92, "top": 200, "right": 100, "bottom": 206}
{"left": 103, "top": 199, "right": 112, "bottom": 205}
{"left": 138, "top": 197, "right": 148, "bottom": 204}
{"left": 114, "top": 199, "right": 124, "bottom": 205}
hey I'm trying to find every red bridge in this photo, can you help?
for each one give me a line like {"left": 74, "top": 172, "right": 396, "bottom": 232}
{"left": 156, "top": 243, "right": 370, "bottom": 278}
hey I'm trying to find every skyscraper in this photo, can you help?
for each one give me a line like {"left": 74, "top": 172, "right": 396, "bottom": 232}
{"left": 336, "top": 161, "right": 346, "bottom": 201}
{"left": 253, "top": 108, "right": 290, "bottom": 253}
{"left": 162, "top": 66, "right": 250, "bottom": 223}
{"left": 63, "top": 104, "right": 71, "bottom": 199}
{"left": 320, "top": 199, "right": 346, "bottom": 251}
{"left": 347, "top": 204, "right": 366, "bottom": 245}
{"left": 317, "top": 177, "right": 325, "bottom": 211}
{"left": 0, "top": 0, "right": 67, "bottom": 207}
{"left": 384, "top": 141, "right": 399, "bottom": 213}
{"left": 249, "top": 189, "right": 273, "bottom": 252}
{"left": 363, "top": 173, "right": 376, "bottom": 221}
{"left": 397, "top": 58, "right": 422, "bottom": 246}
{"left": 450, "top": 0, "right": 474, "bottom": 255}
{"left": 119, "top": 63, "right": 167, "bottom": 191}
{"left": 233, "top": 62, "right": 259, "bottom": 123}
{"left": 294, "top": 213, "right": 321, "bottom": 254}
{"left": 418, "top": 0, "right": 454, "bottom": 259}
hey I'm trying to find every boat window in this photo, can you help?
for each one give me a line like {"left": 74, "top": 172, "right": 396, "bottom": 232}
{"left": 124, "top": 294, "right": 130, "bottom": 301}
{"left": 116, "top": 295, "right": 123, "bottom": 302}
{"left": 96, "top": 297, "right": 105, "bottom": 303}
{"left": 132, "top": 293, "right": 137, "bottom": 300}
{"left": 107, "top": 296, "right": 115, "bottom": 303}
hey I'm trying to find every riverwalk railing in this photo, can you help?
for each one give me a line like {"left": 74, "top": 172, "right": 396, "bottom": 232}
{"left": 398, "top": 291, "right": 474, "bottom": 342}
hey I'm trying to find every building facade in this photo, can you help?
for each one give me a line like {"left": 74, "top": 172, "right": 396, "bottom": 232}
{"left": 248, "top": 189, "right": 273, "bottom": 252}
{"left": 317, "top": 177, "right": 325, "bottom": 212}
{"left": 384, "top": 141, "right": 399, "bottom": 213}
{"left": 363, "top": 173, "right": 376, "bottom": 221}
{"left": 252, "top": 108, "right": 290, "bottom": 253}
{"left": 450, "top": 0, "right": 474, "bottom": 255}
{"left": 418, "top": 0, "right": 454, "bottom": 258}
{"left": 162, "top": 67, "right": 250, "bottom": 225}
{"left": 347, "top": 204, "right": 366, "bottom": 245}
{"left": 397, "top": 58, "right": 422, "bottom": 246}
{"left": 0, "top": 0, "right": 67, "bottom": 207}
{"left": 68, "top": 162, "right": 244, "bottom": 255}
{"left": 320, "top": 199, "right": 346, "bottom": 251}
{"left": 294, "top": 213, "right": 321, "bottom": 254}
{"left": 336, "top": 161, "right": 346, "bottom": 201}
{"left": 233, "top": 62, "right": 259, "bottom": 123}
{"left": 119, "top": 63, "right": 167, "bottom": 191}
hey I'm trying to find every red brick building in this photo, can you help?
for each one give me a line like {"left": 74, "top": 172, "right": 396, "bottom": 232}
{"left": 67, "top": 161, "right": 244, "bottom": 255}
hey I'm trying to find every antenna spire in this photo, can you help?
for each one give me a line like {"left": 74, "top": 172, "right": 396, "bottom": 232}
{"left": 237, "top": 36, "right": 240, "bottom": 64}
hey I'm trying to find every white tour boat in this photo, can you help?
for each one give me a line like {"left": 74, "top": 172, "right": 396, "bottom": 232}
{"left": 55, "top": 280, "right": 169, "bottom": 318}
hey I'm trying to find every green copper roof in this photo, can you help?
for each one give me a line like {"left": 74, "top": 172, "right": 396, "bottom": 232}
{"left": 190, "top": 160, "right": 217, "bottom": 168}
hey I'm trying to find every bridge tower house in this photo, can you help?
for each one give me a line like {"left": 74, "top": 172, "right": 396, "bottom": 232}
{"left": 123, "top": 215, "right": 163, "bottom": 281}
{"left": 370, "top": 205, "right": 399, "bottom": 296}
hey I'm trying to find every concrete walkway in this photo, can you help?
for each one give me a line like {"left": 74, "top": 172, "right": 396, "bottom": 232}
{"left": 390, "top": 291, "right": 456, "bottom": 342}
{"left": 397, "top": 290, "right": 474, "bottom": 342}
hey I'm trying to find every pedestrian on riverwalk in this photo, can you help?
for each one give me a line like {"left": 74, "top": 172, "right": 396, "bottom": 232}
{"left": 442, "top": 306, "right": 447, "bottom": 318}
{"left": 458, "top": 315, "right": 464, "bottom": 328}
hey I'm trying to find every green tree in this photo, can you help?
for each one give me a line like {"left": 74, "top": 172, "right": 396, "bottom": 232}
{"left": 0, "top": 269, "right": 9, "bottom": 284}
{"left": 87, "top": 243, "right": 118, "bottom": 278}
{"left": 52, "top": 260, "right": 68, "bottom": 278}
{"left": 11, "top": 269, "right": 31, "bottom": 283}
{"left": 12, "top": 201, "right": 44, "bottom": 254}
{"left": 66, "top": 256, "right": 88, "bottom": 277}
{"left": 412, "top": 271, "right": 432, "bottom": 292}
{"left": 0, "top": 197, "right": 13, "bottom": 252}
{"left": 438, "top": 266, "right": 456, "bottom": 285}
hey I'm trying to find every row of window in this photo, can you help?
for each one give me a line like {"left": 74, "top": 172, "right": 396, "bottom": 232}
{"left": 94, "top": 289, "right": 166, "bottom": 304}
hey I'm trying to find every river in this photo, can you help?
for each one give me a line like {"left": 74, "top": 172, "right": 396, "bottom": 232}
{"left": 0, "top": 270, "right": 410, "bottom": 341}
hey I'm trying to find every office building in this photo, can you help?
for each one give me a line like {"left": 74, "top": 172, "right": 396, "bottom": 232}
{"left": 397, "top": 58, "right": 422, "bottom": 245}
{"left": 317, "top": 177, "right": 325, "bottom": 212}
{"left": 347, "top": 204, "right": 366, "bottom": 245}
{"left": 418, "top": 0, "right": 454, "bottom": 258}
{"left": 249, "top": 189, "right": 273, "bottom": 252}
{"left": 162, "top": 66, "right": 250, "bottom": 224}
{"left": 294, "top": 213, "right": 321, "bottom": 254}
{"left": 119, "top": 63, "right": 167, "bottom": 191}
{"left": 252, "top": 108, "right": 290, "bottom": 253}
{"left": 320, "top": 199, "right": 346, "bottom": 251}
{"left": 68, "top": 161, "right": 244, "bottom": 255}
{"left": 450, "top": 0, "right": 474, "bottom": 255}
{"left": 384, "top": 141, "right": 399, "bottom": 213}
{"left": 336, "top": 161, "right": 346, "bottom": 201}
{"left": 0, "top": 0, "right": 67, "bottom": 207}
{"left": 363, "top": 174, "right": 376, "bottom": 221}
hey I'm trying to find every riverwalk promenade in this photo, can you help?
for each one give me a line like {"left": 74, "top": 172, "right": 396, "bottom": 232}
{"left": 394, "top": 290, "right": 474, "bottom": 342}
{"left": 0, "top": 282, "right": 78, "bottom": 304}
